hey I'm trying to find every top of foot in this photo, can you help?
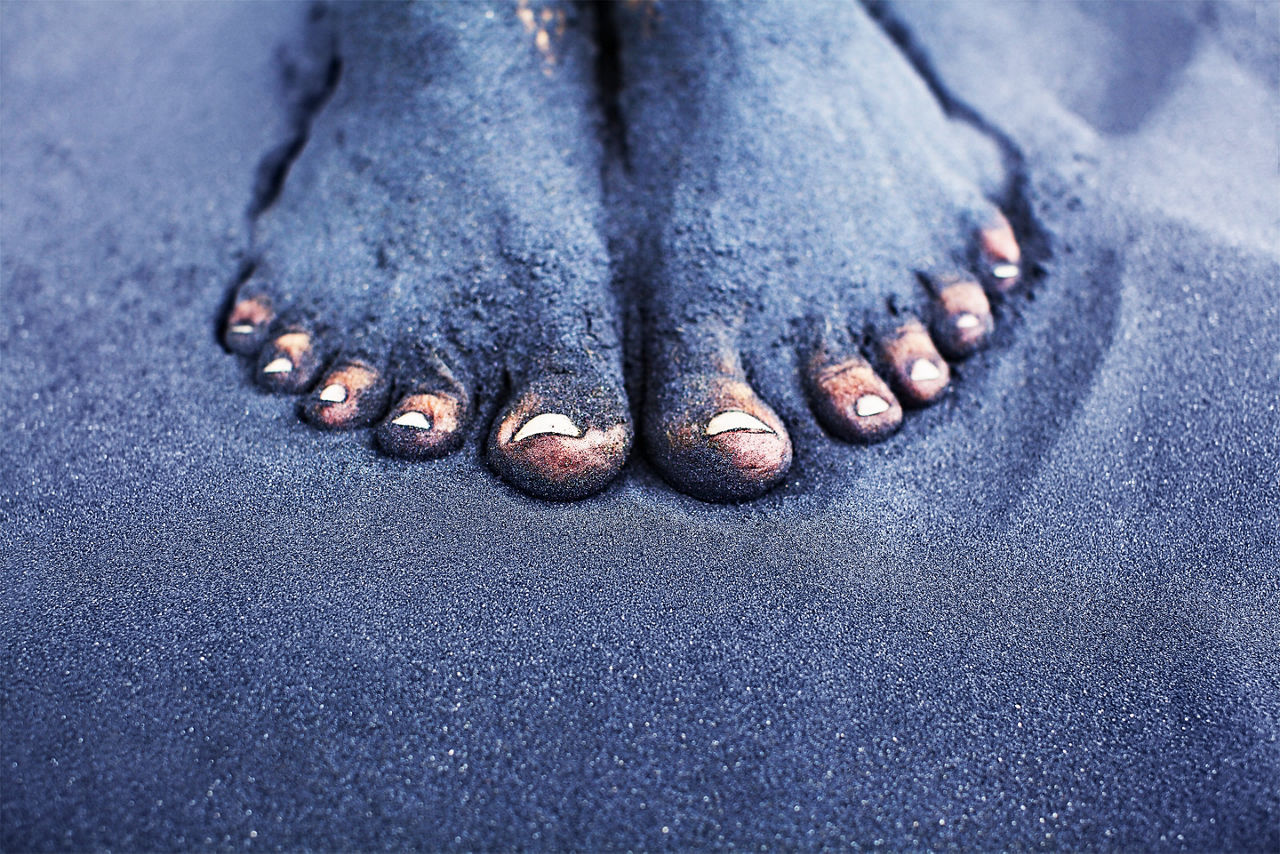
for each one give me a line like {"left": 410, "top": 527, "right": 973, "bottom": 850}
{"left": 607, "top": 0, "right": 1029, "bottom": 501}
{"left": 220, "top": 0, "right": 1034, "bottom": 503}
{"left": 221, "top": 1, "right": 633, "bottom": 501}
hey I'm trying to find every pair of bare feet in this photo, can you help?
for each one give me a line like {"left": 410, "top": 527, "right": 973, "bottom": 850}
{"left": 222, "top": 0, "right": 1027, "bottom": 502}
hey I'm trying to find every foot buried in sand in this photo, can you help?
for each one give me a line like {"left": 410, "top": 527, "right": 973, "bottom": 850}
{"left": 220, "top": 1, "right": 631, "bottom": 500}
{"left": 609, "top": 0, "right": 1027, "bottom": 500}
{"left": 221, "top": 0, "right": 1031, "bottom": 503}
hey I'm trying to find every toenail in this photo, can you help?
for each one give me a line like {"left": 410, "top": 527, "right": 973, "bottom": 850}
{"left": 910, "top": 359, "right": 942, "bottom": 383}
{"left": 263, "top": 357, "right": 293, "bottom": 374}
{"left": 855, "top": 394, "right": 891, "bottom": 417}
{"left": 706, "top": 410, "right": 775, "bottom": 436}
{"left": 512, "top": 412, "right": 582, "bottom": 443}
{"left": 227, "top": 298, "right": 273, "bottom": 338}
{"left": 391, "top": 411, "right": 431, "bottom": 430}
{"left": 319, "top": 383, "right": 347, "bottom": 403}
{"left": 955, "top": 313, "right": 980, "bottom": 330}
{"left": 991, "top": 263, "right": 1020, "bottom": 280}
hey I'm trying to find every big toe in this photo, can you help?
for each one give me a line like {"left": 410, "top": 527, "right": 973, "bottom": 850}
{"left": 647, "top": 377, "right": 792, "bottom": 503}
{"left": 488, "top": 376, "right": 632, "bottom": 501}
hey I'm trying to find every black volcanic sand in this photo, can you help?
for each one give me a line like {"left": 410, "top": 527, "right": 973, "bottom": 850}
{"left": 3, "top": 1, "right": 1277, "bottom": 849}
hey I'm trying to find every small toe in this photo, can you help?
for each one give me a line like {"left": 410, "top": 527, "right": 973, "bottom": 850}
{"left": 647, "top": 377, "right": 792, "bottom": 502}
{"left": 301, "top": 361, "right": 389, "bottom": 430}
{"left": 223, "top": 295, "right": 275, "bottom": 355}
{"left": 375, "top": 389, "right": 469, "bottom": 460}
{"left": 255, "top": 329, "right": 323, "bottom": 394}
{"left": 930, "top": 279, "right": 993, "bottom": 358}
{"left": 977, "top": 212, "right": 1022, "bottom": 293}
{"left": 807, "top": 354, "right": 903, "bottom": 443}
{"left": 488, "top": 381, "right": 632, "bottom": 501}
{"left": 879, "top": 318, "right": 951, "bottom": 407}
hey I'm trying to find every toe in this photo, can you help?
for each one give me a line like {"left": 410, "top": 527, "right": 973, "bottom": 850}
{"left": 301, "top": 360, "right": 389, "bottom": 430}
{"left": 929, "top": 278, "right": 993, "bottom": 358}
{"left": 223, "top": 295, "right": 275, "bottom": 355}
{"left": 647, "top": 377, "right": 792, "bottom": 502}
{"left": 701, "top": 398, "right": 793, "bottom": 496}
{"left": 807, "top": 354, "right": 903, "bottom": 443}
{"left": 879, "top": 318, "right": 950, "bottom": 407}
{"left": 977, "top": 212, "right": 1022, "bottom": 293}
{"left": 376, "top": 389, "right": 469, "bottom": 460}
{"left": 488, "top": 379, "right": 632, "bottom": 501}
{"left": 256, "top": 328, "right": 324, "bottom": 394}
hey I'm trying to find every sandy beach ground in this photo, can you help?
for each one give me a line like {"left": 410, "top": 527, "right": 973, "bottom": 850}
{"left": 3, "top": 1, "right": 1277, "bottom": 848}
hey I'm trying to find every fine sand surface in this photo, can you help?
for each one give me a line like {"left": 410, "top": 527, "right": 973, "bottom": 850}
{"left": 3, "top": 1, "right": 1277, "bottom": 849}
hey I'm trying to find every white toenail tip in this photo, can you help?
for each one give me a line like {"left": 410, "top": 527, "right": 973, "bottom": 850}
{"left": 263, "top": 357, "right": 292, "bottom": 374}
{"left": 992, "top": 263, "right": 1020, "bottom": 279}
{"left": 955, "top": 313, "right": 980, "bottom": 330}
{"left": 513, "top": 412, "right": 582, "bottom": 443}
{"left": 855, "top": 395, "right": 891, "bottom": 418}
{"left": 229, "top": 323, "right": 255, "bottom": 334}
{"left": 706, "top": 410, "right": 774, "bottom": 437}
{"left": 319, "top": 384, "right": 347, "bottom": 403}
{"left": 910, "top": 359, "right": 943, "bottom": 383}
{"left": 391, "top": 411, "right": 431, "bottom": 430}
